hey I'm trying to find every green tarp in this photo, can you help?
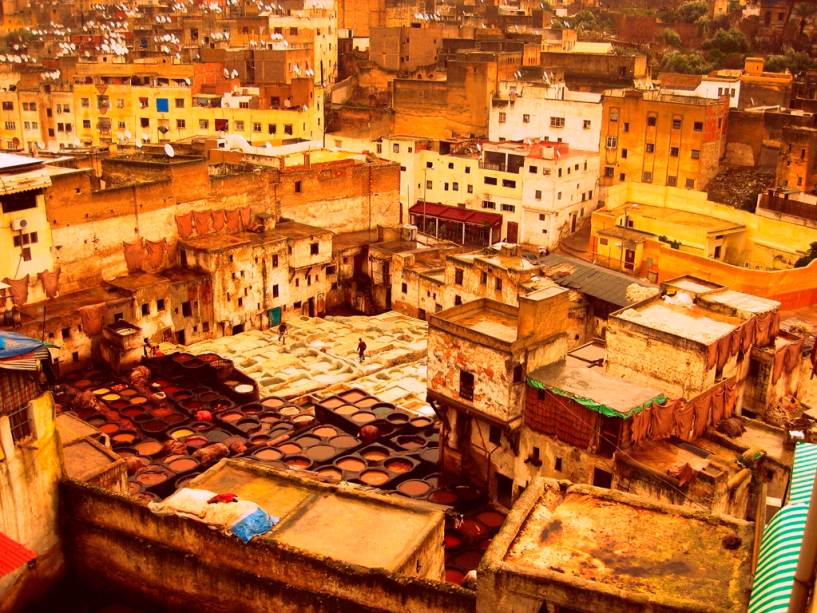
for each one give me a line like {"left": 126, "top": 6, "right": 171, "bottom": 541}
{"left": 526, "top": 376, "right": 667, "bottom": 420}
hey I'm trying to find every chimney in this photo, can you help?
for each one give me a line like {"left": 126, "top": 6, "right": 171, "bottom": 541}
{"left": 303, "top": 151, "right": 311, "bottom": 169}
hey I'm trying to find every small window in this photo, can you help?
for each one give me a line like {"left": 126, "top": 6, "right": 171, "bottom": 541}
{"left": 175, "top": 98, "right": 185, "bottom": 108}
{"left": 604, "top": 166, "right": 614, "bottom": 177}
{"left": 672, "top": 118, "right": 682, "bottom": 129}
{"left": 667, "top": 176, "right": 678, "bottom": 186}
{"left": 501, "top": 204, "right": 515, "bottom": 212}
{"left": 554, "top": 457, "right": 562, "bottom": 471}
{"left": 489, "top": 425, "right": 501, "bottom": 445}
{"left": 454, "top": 295, "right": 462, "bottom": 306}
{"left": 310, "top": 242, "right": 319, "bottom": 255}
{"left": 157, "top": 299, "right": 166, "bottom": 311}
{"left": 621, "top": 148, "right": 628, "bottom": 159}
{"left": 550, "top": 116, "right": 564, "bottom": 128}
{"left": 392, "top": 143, "right": 400, "bottom": 153}
{"left": 498, "top": 112, "right": 506, "bottom": 124}
{"left": 454, "top": 268, "right": 464, "bottom": 285}
{"left": 8, "top": 404, "right": 32, "bottom": 443}
{"left": 495, "top": 278, "right": 503, "bottom": 291}
{"left": 273, "top": 284, "right": 279, "bottom": 298}
{"left": 605, "top": 136, "right": 617, "bottom": 149}
{"left": 685, "top": 178, "right": 695, "bottom": 189}
{"left": 182, "top": 301, "right": 192, "bottom": 317}
{"left": 609, "top": 108, "right": 619, "bottom": 122}
{"left": 583, "top": 119, "right": 591, "bottom": 129}
{"left": 501, "top": 179, "right": 516, "bottom": 188}
{"left": 295, "top": 181, "right": 302, "bottom": 193}
{"left": 691, "top": 149, "right": 700, "bottom": 160}
{"left": 693, "top": 121, "right": 703, "bottom": 131}
{"left": 459, "top": 370, "right": 475, "bottom": 401}
{"left": 670, "top": 147, "right": 679, "bottom": 157}
{"left": 647, "top": 116, "right": 657, "bottom": 126}
{"left": 481, "top": 272, "right": 488, "bottom": 285}
{"left": 535, "top": 189, "right": 542, "bottom": 200}
{"left": 272, "top": 254, "right": 279, "bottom": 267}
{"left": 522, "top": 114, "right": 530, "bottom": 123}
{"left": 141, "top": 303, "right": 150, "bottom": 316}
{"left": 484, "top": 177, "right": 497, "bottom": 186}
{"left": 401, "top": 282, "right": 407, "bottom": 293}
{"left": 61, "top": 327, "right": 70, "bottom": 339}
{"left": 642, "top": 171, "right": 653, "bottom": 183}
{"left": 513, "top": 364, "right": 524, "bottom": 383}
{"left": 646, "top": 143, "right": 655, "bottom": 153}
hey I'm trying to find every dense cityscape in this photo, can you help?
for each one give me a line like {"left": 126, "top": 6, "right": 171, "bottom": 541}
{"left": 1, "top": 0, "right": 817, "bottom": 611}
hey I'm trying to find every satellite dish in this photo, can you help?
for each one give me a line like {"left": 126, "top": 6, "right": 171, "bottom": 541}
{"left": 135, "top": 137, "right": 142, "bottom": 148}
{"left": 37, "top": 141, "right": 45, "bottom": 150}
{"left": 124, "top": 129, "right": 131, "bottom": 139}
{"left": 265, "top": 142, "right": 273, "bottom": 149}
{"left": 164, "top": 143, "right": 175, "bottom": 158}
{"left": 72, "top": 137, "right": 81, "bottom": 147}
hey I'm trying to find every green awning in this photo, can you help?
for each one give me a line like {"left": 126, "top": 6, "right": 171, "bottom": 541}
{"left": 526, "top": 376, "right": 666, "bottom": 419}
{"left": 788, "top": 441, "right": 817, "bottom": 505}
{"left": 748, "top": 502, "right": 808, "bottom": 613}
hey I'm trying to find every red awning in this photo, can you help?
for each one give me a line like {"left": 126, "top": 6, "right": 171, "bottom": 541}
{"left": 409, "top": 202, "right": 502, "bottom": 228}
{"left": 0, "top": 532, "right": 37, "bottom": 577}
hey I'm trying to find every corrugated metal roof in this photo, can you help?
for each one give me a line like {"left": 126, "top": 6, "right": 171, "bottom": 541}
{"left": 748, "top": 502, "right": 808, "bottom": 613}
{"left": 0, "top": 167, "right": 51, "bottom": 196}
{"left": 0, "top": 531, "right": 37, "bottom": 577}
{"left": 789, "top": 441, "right": 817, "bottom": 504}
{"left": 538, "top": 254, "right": 656, "bottom": 307}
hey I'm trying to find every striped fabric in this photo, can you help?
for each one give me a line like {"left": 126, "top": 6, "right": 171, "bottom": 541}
{"left": 0, "top": 347, "right": 50, "bottom": 372}
{"left": 789, "top": 441, "right": 817, "bottom": 505}
{"left": 748, "top": 502, "right": 808, "bottom": 612}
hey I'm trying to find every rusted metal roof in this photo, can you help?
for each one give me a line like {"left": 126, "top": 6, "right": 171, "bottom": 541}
{"left": 0, "top": 532, "right": 37, "bottom": 577}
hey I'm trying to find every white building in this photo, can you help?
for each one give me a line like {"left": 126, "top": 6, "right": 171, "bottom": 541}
{"left": 488, "top": 80, "right": 603, "bottom": 151}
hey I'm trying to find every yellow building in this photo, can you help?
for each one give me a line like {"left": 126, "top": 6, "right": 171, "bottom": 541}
{"left": 0, "top": 154, "right": 54, "bottom": 301}
{"left": 599, "top": 89, "right": 729, "bottom": 192}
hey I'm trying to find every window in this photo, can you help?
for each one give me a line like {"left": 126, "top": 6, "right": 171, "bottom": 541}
{"left": 272, "top": 254, "right": 279, "bottom": 267}
{"left": 8, "top": 403, "right": 32, "bottom": 444}
{"left": 444, "top": 182, "right": 449, "bottom": 191}
{"left": 426, "top": 180, "right": 432, "bottom": 190}
{"left": 605, "top": 136, "right": 617, "bottom": 149}
{"left": 157, "top": 298, "right": 166, "bottom": 311}
{"left": 550, "top": 116, "right": 565, "bottom": 128}
{"left": 199, "top": 119, "right": 209, "bottom": 129}
{"left": 452, "top": 182, "right": 459, "bottom": 191}
{"left": 115, "top": 98, "right": 124, "bottom": 109}
{"left": 609, "top": 109, "right": 619, "bottom": 122}
{"left": 621, "top": 148, "right": 628, "bottom": 159}
{"left": 467, "top": 185, "right": 473, "bottom": 194}
{"left": 80, "top": 119, "right": 89, "bottom": 129}
{"left": 691, "top": 149, "right": 700, "bottom": 159}
{"left": 693, "top": 121, "right": 703, "bottom": 131}
{"left": 426, "top": 161, "right": 433, "bottom": 169}
{"left": 481, "top": 272, "right": 488, "bottom": 285}
{"left": 454, "top": 295, "right": 462, "bottom": 306}
{"left": 685, "top": 178, "right": 695, "bottom": 188}
{"left": 502, "top": 179, "right": 516, "bottom": 188}
{"left": 61, "top": 327, "right": 70, "bottom": 340}
{"left": 501, "top": 204, "right": 515, "bottom": 212}
{"left": 141, "top": 303, "right": 150, "bottom": 316}
{"left": 623, "top": 122, "right": 629, "bottom": 132}
{"left": 81, "top": 97, "right": 90, "bottom": 108}
{"left": 489, "top": 425, "right": 501, "bottom": 445}
{"left": 459, "top": 370, "right": 474, "bottom": 401}
{"left": 535, "top": 189, "right": 542, "bottom": 200}
{"left": 273, "top": 284, "right": 279, "bottom": 298}
{"left": 495, "top": 278, "right": 502, "bottom": 291}
{"left": 1, "top": 101, "right": 12, "bottom": 111}
{"left": 666, "top": 176, "right": 677, "bottom": 186}
{"left": 672, "top": 118, "right": 682, "bottom": 129}
{"left": 498, "top": 112, "right": 506, "bottom": 124}
{"left": 513, "top": 365, "right": 524, "bottom": 383}
{"left": 4, "top": 121, "right": 14, "bottom": 130}
{"left": 482, "top": 201, "right": 495, "bottom": 210}
{"left": 484, "top": 176, "right": 497, "bottom": 185}
{"left": 645, "top": 143, "right": 655, "bottom": 153}
{"left": 310, "top": 242, "right": 319, "bottom": 255}
{"left": 647, "top": 116, "right": 656, "bottom": 126}
{"left": 599, "top": 238, "right": 608, "bottom": 246}
{"left": 465, "top": 166, "right": 471, "bottom": 174}
{"left": 253, "top": 122, "right": 261, "bottom": 132}
{"left": 454, "top": 268, "right": 463, "bottom": 285}
{"left": 528, "top": 165, "right": 537, "bottom": 174}
{"left": 642, "top": 171, "right": 653, "bottom": 183}
{"left": 235, "top": 121, "right": 244, "bottom": 131}
{"left": 523, "top": 114, "right": 530, "bottom": 123}
{"left": 539, "top": 214, "right": 546, "bottom": 221}
{"left": 583, "top": 119, "right": 591, "bottom": 130}
{"left": 175, "top": 98, "right": 185, "bottom": 108}
{"left": 392, "top": 143, "right": 400, "bottom": 153}
{"left": 604, "top": 166, "right": 614, "bottom": 177}
{"left": 295, "top": 180, "right": 302, "bottom": 193}
{"left": 177, "top": 119, "right": 186, "bottom": 129}
{"left": 156, "top": 98, "right": 169, "bottom": 113}
{"left": 284, "top": 124, "right": 293, "bottom": 135}
{"left": 670, "top": 146, "right": 679, "bottom": 157}
{"left": 401, "top": 282, "right": 407, "bottom": 294}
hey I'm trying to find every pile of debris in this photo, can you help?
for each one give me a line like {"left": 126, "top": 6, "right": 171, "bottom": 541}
{"left": 707, "top": 167, "right": 775, "bottom": 211}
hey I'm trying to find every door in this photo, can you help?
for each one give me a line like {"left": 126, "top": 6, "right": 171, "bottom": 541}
{"left": 623, "top": 248, "right": 636, "bottom": 271}
{"left": 268, "top": 306, "right": 282, "bottom": 326}
{"left": 571, "top": 212, "right": 577, "bottom": 233}
{"left": 506, "top": 221, "right": 519, "bottom": 243}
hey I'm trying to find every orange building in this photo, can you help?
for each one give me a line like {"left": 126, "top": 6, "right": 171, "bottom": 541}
{"left": 599, "top": 89, "right": 729, "bottom": 191}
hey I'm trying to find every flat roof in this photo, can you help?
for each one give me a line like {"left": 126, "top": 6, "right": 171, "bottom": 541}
{"left": 505, "top": 486, "right": 752, "bottom": 611}
{"left": 699, "top": 288, "right": 780, "bottom": 315}
{"left": 615, "top": 301, "right": 740, "bottom": 344}
{"left": 0, "top": 152, "right": 43, "bottom": 172}
{"left": 665, "top": 276, "right": 723, "bottom": 294}
{"left": 608, "top": 203, "right": 745, "bottom": 235}
{"left": 190, "top": 459, "right": 442, "bottom": 572}
{"left": 528, "top": 359, "right": 664, "bottom": 416}
{"left": 443, "top": 304, "right": 518, "bottom": 343}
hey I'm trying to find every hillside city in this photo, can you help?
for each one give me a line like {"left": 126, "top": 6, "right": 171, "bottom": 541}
{"left": 2, "top": 0, "right": 817, "bottom": 611}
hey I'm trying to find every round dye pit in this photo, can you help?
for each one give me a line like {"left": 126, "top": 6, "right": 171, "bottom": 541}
{"left": 458, "top": 519, "right": 487, "bottom": 543}
{"left": 313, "top": 425, "right": 338, "bottom": 438}
{"left": 384, "top": 458, "right": 413, "bottom": 474}
{"left": 166, "top": 457, "right": 199, "bottom": 473}
{"left": 169, "top": 427, "right": 194, "bottom": 440}
{"left": 361, "top": 448, "right": 388, "bottom": 462}
{"left": 279, "top": 406, "right": 301, "bottom": 417}
{"left": 336, "top": 457, "right": 365, "bottom": 472}
{"left": 394, "top": 435, "right": 424, "bottom": 451}
{"left": 428, "top": 490, "right": 458, "bottom": 506}
{"left": 316, "top": 467, "right": 342, "bottom": 481}
{"left": 409, "top": 417, "right": 433, "bottom": 429}
{"left": 444, "top": 533, "right": 463, "bottom": 549}
{"left": 476, "top": 510, "right": 506, "bottom": 530}
{"left": 184, "top": 435, "right": 209, "bottom": 449}
{"left": 320, "top": 397, "right": 344, "bottom": 410}
{"left": 335, "top": 404, "right": 358, "bottom": 416}
{"left": 359, "top": 469, "right": 390, "bottom": 486}
{"left": 445, "top": 567, "right": 465, "bottom": 586}
{"left": 329, "top": 435, "right": 358, "bottom": 450}
{"left": 285, "top": 456, "right": 312, "bottom": 470}
{"left": 350, "top": 411, "right": 375, "bottom": 425}
{"left": 253, "top": 447, "right": 283, "bottom": 462}
{"left": 397, "top": 480, "right": 432, "bottom": 498}
{"left": 277, "top": 442, "right": 302, "bottom": 455}
{"left": 134, "top": 439, "right": 163, "bottom": 457}
{"left": 297, "top": 435, "right": 321, "bottom": 448}
{"left": 261, "top": 397, "right": 285, "bottom": 410}
{"left": 305, "top": 444, "right": 336, "bottom": 463}
{"left": 111, "top": 431, "right": 138, "bottom": 445}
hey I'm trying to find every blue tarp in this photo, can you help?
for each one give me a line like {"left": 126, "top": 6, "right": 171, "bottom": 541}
{"left": 230, "top": 508, "right": 278, "bottom": 543}
{"left": 0, "top": 331, "right": 47, "bottom": 360}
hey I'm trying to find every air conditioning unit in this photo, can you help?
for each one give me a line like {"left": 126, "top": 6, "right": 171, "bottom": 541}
{"left": 11, "top": 218, "right": 28, "bottom": 231}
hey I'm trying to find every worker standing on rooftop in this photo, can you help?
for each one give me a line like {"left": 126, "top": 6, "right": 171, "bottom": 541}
{"left": 278, "top": 322, "right": 288, "bottom": 345}
{"left": 357, "top": 338, "right": 367, "bottom": 363}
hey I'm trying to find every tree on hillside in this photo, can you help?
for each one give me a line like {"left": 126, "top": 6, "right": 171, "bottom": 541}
{"left": 678, "top": 0, "right": 709, "bottom": 23}
{"left": 661, "top": 29, "right": 683, "bottom": 47}
{"left": 660, "top": 50, "right": 712, "bottom": 74}
{"left": 702, "top": 28, "right": 750, "bottom": 54}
